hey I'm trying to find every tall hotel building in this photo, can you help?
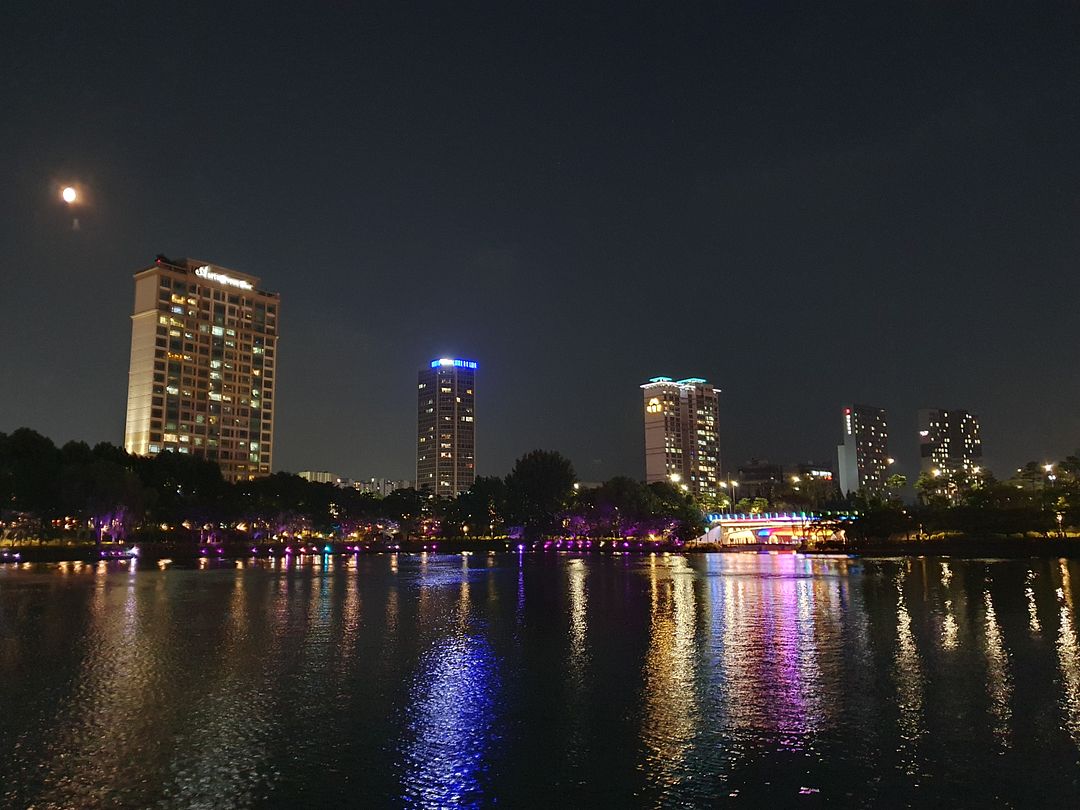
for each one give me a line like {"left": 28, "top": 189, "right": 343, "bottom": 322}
{"left": 837, "top": 404, "right": 890, "bottom": 495}
{"left": 417, "top": 358, "right": 476, "bottom": 496}
{"left": 918, "top": 408, "right": 982, "bottom": 474}
{"left": 123, "top": 257, "right": 279, "bottom": 482}
{"left": 641, "top": 376, "right": 720, "bottom": 499}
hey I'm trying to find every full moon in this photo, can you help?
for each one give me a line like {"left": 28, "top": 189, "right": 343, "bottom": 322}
{"left": 61, "top": 186, "right": 77, "bottom": 203}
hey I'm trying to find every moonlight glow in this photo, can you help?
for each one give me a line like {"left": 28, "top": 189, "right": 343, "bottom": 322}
{"left": 61, "top": 186, "right": 77, "bottom": 203}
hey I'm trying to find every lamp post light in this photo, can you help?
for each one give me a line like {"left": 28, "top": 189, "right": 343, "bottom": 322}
{"left": 719, "top": 479, "right": 739, "bottom": 512}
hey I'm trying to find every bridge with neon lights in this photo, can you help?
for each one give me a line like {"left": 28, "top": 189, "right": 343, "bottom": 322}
{"left": 694, "top": 512, "right": 854, "bottom": 549}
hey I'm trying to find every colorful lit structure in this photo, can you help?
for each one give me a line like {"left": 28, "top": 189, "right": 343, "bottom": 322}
{"left": 696, "top": 512, "right": 851, "bottom": 548}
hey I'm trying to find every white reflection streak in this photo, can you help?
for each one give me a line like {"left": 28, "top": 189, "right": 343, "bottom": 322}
{"left": 894, "top": 572, "right": 924, "bottom": 775}
{"left": 1056, "top": 561, "right": 1080, "bottom": 748}
{"left": 940, "top": 562, "right": 959, "bottom": 651}
{"left": 1026, "top": 570, "right": 1041, "bottom": 635}
{"left": 568, "top": 558, "right": 587, "bottom": 674}
{"left": 37, "top": 563, "right": 150, "bottom": 806}
{"left": 983, "top": 589, "right": 1012, "bottom": 748}
{"left": 941, "top": 600, "right": 959, "bottom": 651}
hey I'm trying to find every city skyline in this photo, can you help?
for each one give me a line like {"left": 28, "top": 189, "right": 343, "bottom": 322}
{"left": 3, "top": 4, "right": 1080, "bottom": 482}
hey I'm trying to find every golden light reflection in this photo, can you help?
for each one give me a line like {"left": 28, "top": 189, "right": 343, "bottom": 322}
{"left": 982, "top": 589, "right": 1013, "bottom": 748}
{"left": 568, "top": 558, "right": 587, "bottom": 676}
{"left": 1056, "top": 560, "right": 1080, "bottom": 748}
{"left": 640, "top": 555, "right": 697, "bottom": 796}
{"left": 894, "top": 571, "right": 925, "bottom": 775}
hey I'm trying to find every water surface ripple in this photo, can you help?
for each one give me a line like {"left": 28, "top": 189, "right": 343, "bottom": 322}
{"left": 1, "top": 554, "right": 1079, "bottom": 807}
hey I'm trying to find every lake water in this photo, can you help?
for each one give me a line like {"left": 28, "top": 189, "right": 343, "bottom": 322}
{"left": 1, "top": 553, "right": 1079, "bottom": 807}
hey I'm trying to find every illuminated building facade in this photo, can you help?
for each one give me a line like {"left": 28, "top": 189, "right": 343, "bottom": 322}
{"left": 837, "top": 404, "right": 889, "bottom": 495}
{"left": 641, "top": 376, "right": 720, "bottom": 499}
{"left": 298, "top": 470, "right": 339, "bottom": 484}
{"left": 346, "top": 477, "right": 415, "bottom": 497}
{"left": 417, "top": 358, "right": 476, "bottom": 496}
{"left": 123, "top": 256, "right": 279, "bottom": 482}
{"left": 918, "top": 408, "right": 982, "bottom": 474}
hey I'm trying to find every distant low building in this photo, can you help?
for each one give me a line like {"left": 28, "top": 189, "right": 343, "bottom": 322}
{"left": 347, "top": 478, "right": 415, "bottom": 497}
{"left": 298, "top": 470, "right": 339, "bottom": 484}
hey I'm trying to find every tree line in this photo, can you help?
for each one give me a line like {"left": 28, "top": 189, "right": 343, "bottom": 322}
{"left": 0, "top": 430, "right": 704, "bottom": 545}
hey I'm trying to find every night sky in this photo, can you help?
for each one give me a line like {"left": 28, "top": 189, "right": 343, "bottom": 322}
{"left": 3, "top": 2, "right": 1079, "bottom": 483}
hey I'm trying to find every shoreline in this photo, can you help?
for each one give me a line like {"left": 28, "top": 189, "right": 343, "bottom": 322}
{"left": 4, "top": 535, "right": 1080, "bottom": 564}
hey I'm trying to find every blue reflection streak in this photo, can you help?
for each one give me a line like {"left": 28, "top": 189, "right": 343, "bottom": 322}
{"left": 402, "top": 633, "right": 499, "bottom": 807}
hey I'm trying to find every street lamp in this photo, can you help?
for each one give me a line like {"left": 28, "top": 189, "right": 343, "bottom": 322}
{"left": 719, "top": 480, "right": 739, "bottom": 512}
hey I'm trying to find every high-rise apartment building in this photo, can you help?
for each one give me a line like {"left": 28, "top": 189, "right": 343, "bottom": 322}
{"left": 417, "top": 358, "right": 476, "bottom": 496}
{"left": 837, "top": 404, "right": 890, "bottom": 495}
{"left": 918, "top": 408, "right": 982, "bottom": 474}
{"left": 641, "top": 376, "right": 720, "bottom": 499}
{"left": 123, "top": 256, "right": 279, "bottom": 482}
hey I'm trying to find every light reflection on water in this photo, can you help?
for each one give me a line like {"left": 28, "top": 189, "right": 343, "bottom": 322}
{"left": 893, "top": 568, "right": 925, "bottom": 778}
{"left": 640, "top": 554, "right": 697, "bottom": 798}
{"left": 0, "top": 554, "right": 1079, "bottom": 807}
{"left": 1058, "top": 560, "right": 1080, "bottom": 748}
{"left": 401, "top": 566, "right": 498, "bottom": 808}
{"left": 982, "top": 586, "right": 1013, "bottom": 749}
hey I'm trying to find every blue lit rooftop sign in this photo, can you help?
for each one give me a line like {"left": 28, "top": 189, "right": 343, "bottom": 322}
{"left": 430, "top": 358, "right": 478, "bottom": 369}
